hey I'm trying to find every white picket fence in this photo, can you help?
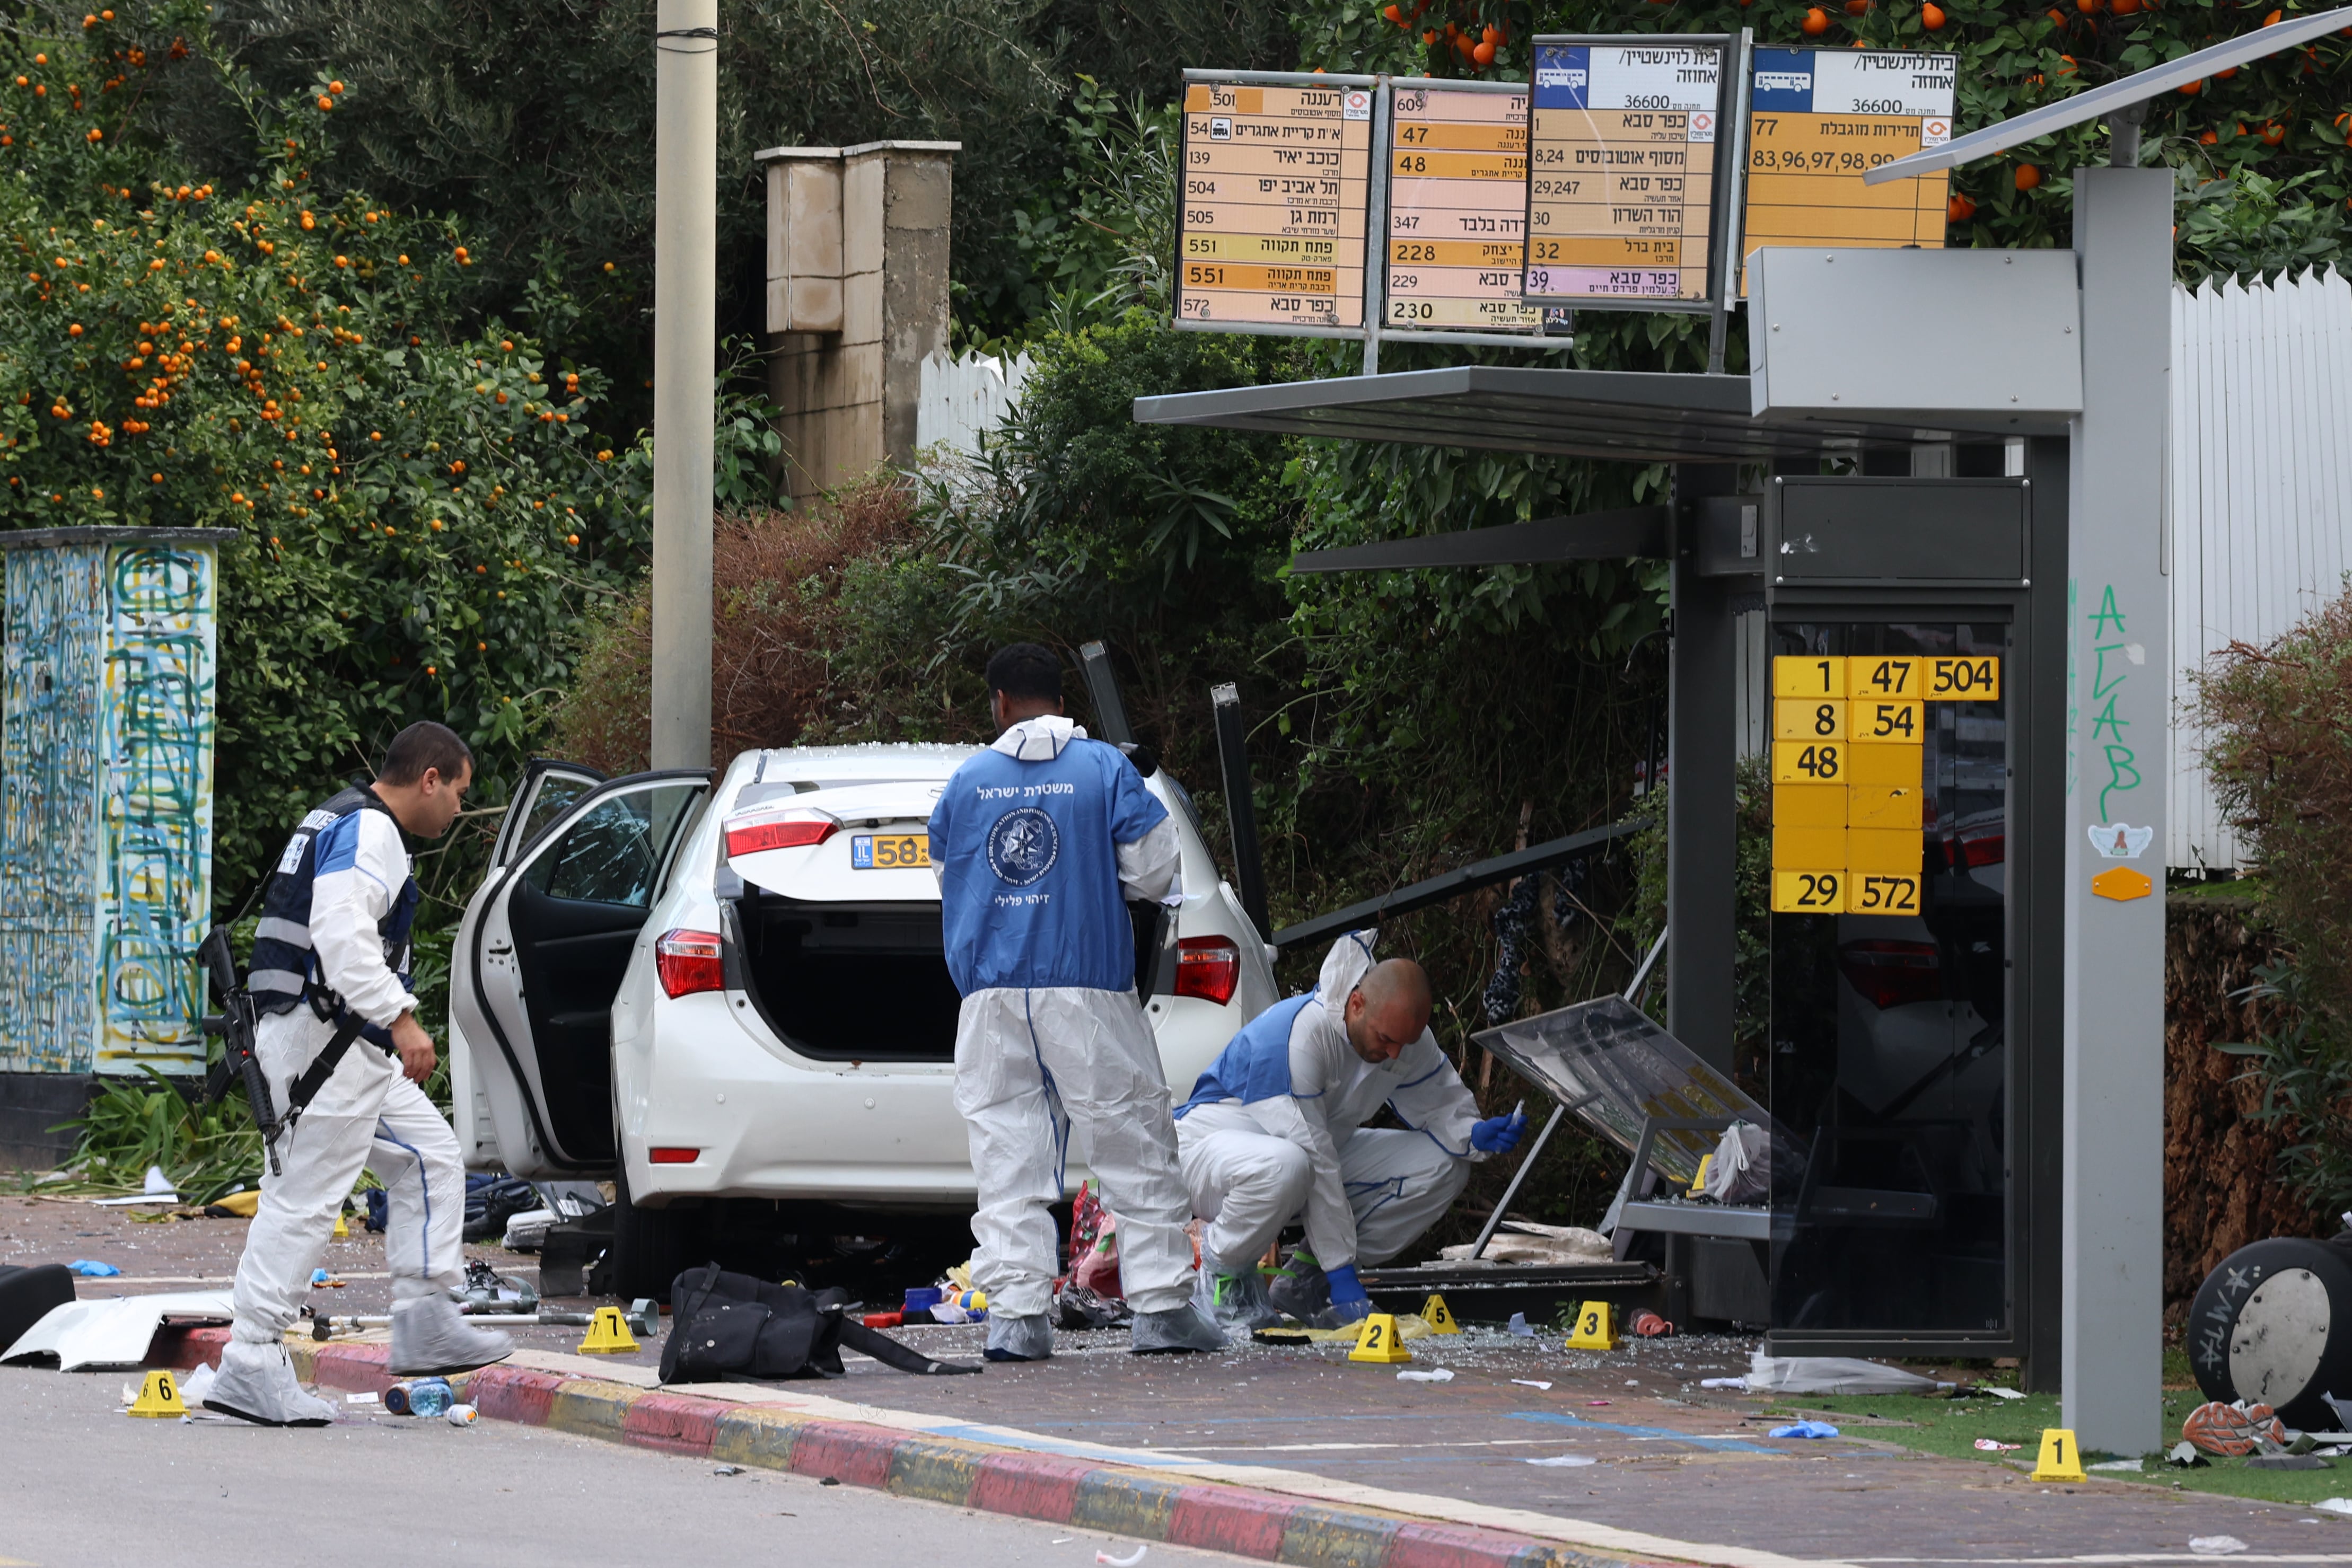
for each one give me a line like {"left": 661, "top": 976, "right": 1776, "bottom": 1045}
{"left": 915, "top": 348, "right": 1033, "bottom": 456}
{"left": 2169, "top": 269, "right": 2352, "bottom": 872}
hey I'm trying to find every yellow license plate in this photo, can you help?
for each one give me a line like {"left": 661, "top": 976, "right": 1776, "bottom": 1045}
{"left": 852, "top": 834, "right": 931, "bottom": 870}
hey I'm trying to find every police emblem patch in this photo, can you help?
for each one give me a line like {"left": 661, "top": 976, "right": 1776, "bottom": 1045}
{"left": 985, "top": 806, "right": 1059, "bottom": 886}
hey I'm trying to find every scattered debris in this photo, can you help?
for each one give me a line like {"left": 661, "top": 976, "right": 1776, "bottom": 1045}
{"left": 1512, "top": 1380, "right": 1554, "bottom": 1391}
{"left": 1974, "top": 1439, "right": 2022, "bottom": 1452}
{"left": 1984, "top": 1386, "right": 2027, "bottom": 1401}
{"left": 2187, "top": 1537, "right": 2248, "bottom": 1556}
{"left": 446, "top": 1403, "right": 478, "bottom": 1426}
{"left": 1769, "top": 1421, "right": 1841, "bottom": 1440}
{"left": 1095, "top": 1547, "right": 1146, "bottom": 1567}
{"left": 1747, "top": 1353, "right": 1947, "bottom": 1396}
{"left": 1699, "top": 1377, "right": 1748, "bottom": 1391}
{"left": 2313, "top": 1499, "right": 2352, "bottom": 1516}
{"left": 2087, "top": 1459, "right": 2144, "bottom": 1472}
{"left": 2165, "top": 1441, "right": 2209, "bottom": 1469}
{"left": 1525, "top": 1455, "right": 1598, "bottom": 1467}
{"left": 1628, "top": 1310, "right": 1675, "bottom": 1338}
{"left": 714, "top": 1465, "right": 744, "bottom": 1476}
{"left": 1397, "top": 1368, "right": 1453, "bottom": 1382}
{"left": 344, "top": 1391, "right": 379, "bottom": 1406}
{"left": 1506, "top": 1312, "right": 1537, "bottom": 1337}
{"left": 66, "top": 1259, "right": 119, "bottom": 1278}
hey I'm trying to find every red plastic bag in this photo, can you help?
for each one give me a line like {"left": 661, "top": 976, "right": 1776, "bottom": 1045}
{"left": 1064, "top": 1180, "right": 1125, "bottom": 1300}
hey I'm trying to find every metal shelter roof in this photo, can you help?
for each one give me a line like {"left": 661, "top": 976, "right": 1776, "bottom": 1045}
{"left": 1131, "top": 365, "right": 2046, "bottom": 463}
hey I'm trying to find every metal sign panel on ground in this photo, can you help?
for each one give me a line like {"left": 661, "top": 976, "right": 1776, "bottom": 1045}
{"left": 1743, "top": 48, "right": 1953, "bottom": 293}
{"left": 1522, "top": 38, "right": 1727, "bottom": 306}
{"left": 1384, "top": 83, "right": 1540, "bottom": 333}
{"left": 1178, "top": 78, "right": 1374, "bottom": 331}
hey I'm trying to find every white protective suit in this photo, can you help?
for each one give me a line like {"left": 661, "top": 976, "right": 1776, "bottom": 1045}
{"left": 1176, "top": 932, "right": 1485, "bottom": 1271}
{"left": 936, "top": 715, "right": 1193, "bottom": 1319}
{"left": 230, "top": 804, "right": 465, "bottom": 1345}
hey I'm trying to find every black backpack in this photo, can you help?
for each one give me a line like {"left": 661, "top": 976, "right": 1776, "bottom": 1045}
{"left": 660, "top": 1263, "right": 980, "bottom": 1383}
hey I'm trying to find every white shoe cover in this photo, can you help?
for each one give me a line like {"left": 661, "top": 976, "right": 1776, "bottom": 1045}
{"left": 1131, "top": 1303, "right": 1228, "bottom": 1354}
{"left": 984, "top": 1312, "right": 1052, "bottom": 1362}
{"left": 1195, "top": 1251, "right": 1283, "bottom": 1329}
{"left": 203, "top": 1341, "right": 336, "bottom": 1426}
{"left": 389, "top": 1295, "right": 514, "bottom": 1376}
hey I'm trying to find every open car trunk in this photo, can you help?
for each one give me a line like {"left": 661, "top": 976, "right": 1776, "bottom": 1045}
{"left": 727, "top": 889, "right": 963, "bottom": 1062}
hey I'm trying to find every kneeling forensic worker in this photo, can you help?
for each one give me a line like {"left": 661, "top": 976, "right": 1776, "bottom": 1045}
{"left": 208, "top": 722, "right": 512, "bottom": 1426}
{"left": 1176, "top": 932, "right": 1526, "bottom": 1328}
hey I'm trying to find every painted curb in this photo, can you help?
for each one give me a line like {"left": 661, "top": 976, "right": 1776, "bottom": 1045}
{"left": 150, "top": 1326, "right": 1665, "bottom": 1568}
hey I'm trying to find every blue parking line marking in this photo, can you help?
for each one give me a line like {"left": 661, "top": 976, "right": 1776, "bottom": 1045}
{"left": 1504, "top": 1411, "right": 1779, "bottom": 1454}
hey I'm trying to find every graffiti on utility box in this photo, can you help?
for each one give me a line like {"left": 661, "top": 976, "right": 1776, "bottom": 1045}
{"left": 0, "top": 528, "right": 227, "bottom": 1077}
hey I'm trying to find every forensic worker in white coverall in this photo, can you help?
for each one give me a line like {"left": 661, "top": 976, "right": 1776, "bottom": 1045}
{"left": 207, "top": 722, "right": 512, "bottom": 1426}
{"left": 1176, "top": 931, "right": 1526, "bottom": 1327}
{"left": 927, "top": 644, "right": 1224, "bottom": 1360}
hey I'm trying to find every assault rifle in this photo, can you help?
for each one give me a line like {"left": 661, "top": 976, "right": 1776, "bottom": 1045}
{"left": 199, "top": 926, "right": 284, "bottom": 1177}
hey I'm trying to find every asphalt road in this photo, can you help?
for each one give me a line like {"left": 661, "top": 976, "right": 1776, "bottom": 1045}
{"left": 0, "top": 1364, "right": 1249, "bottom": 1568}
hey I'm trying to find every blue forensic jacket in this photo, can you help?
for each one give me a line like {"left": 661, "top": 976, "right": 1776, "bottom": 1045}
{"left": 929, "top": 720, "right": 1170, "bottom": 994}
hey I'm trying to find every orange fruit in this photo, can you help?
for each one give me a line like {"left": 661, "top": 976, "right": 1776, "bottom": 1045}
{"left": 1923, "top": 2, "right": 1946, "bottom": 26}
{"left": 2217, "top": 65, "right": 2238, "bottom": 78}
{"left": 2015, "top": 163, "right": 2042, "bottom": 190}
{"left": 2179, "top": 78, "right": 2202, "bottom": 94}
{"left": 1947, "top": 191, "right": 1976, "bottom": 221}
{"left": 2199, "top": 128, "right": 2218, "bottom": 143}
{"left": 1803, "top": 5, "right": 1830, "bottom": 31}
{"left": 2262, "top": 121, "right": 2286, "bottom": 144}
{"left": 1473, "top": 38, "right": 1496, "bottom": 61}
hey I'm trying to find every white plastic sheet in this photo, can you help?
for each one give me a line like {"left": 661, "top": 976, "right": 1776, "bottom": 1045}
{"left": 1744, "top": 1350, "right": 1944, "bottom": 1396}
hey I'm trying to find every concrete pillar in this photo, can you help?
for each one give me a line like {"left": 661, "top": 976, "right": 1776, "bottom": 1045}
{"left": 760, "top": 140, "right": 958, "bottom": 500}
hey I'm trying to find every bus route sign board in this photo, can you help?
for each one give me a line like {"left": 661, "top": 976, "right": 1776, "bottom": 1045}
{"left": 1384, "top": 83, "right": 1540, "bottom": 333}
{"left": 1178, "top": 78, "right": 1374, "bottom": 331}
{"left": 1521, "top": 38, "right": 1729, "bottom": 307}
{"left": 1742, "top": 48, "right": 1953, "bottom": 294}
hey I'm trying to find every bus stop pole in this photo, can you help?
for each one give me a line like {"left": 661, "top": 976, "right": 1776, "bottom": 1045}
{"left": 2058, "top": 148, "right": 2171, "bottom": 1457}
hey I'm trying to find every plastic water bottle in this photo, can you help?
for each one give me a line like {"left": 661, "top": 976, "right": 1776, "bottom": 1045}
{"left": 402, "top": 1377, "right": 453, "bottom": 1418}
{"left": 445, "top": 1403, "right": 478, "bottom": 1426}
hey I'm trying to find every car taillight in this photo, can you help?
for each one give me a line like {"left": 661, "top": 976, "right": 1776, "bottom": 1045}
{"left": 654, "top": 928, "right": 724, "bottom": 999}
{"left": 648, "top": 1147, "right": 699, "bottom": 1164}
{"left": 1836, "top": 939, "right": 1943, "bottom": 1011}
{"left": 1958, "top": 828, "right": 2006, "bottom": 868}
{"left": 724, "top": 811, "right": 838, "bottom": 857}
{"left": 1174, "top": 936, "right": 1241, "bottom": 1006}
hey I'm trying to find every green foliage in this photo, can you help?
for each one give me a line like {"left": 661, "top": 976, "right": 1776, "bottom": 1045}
{"left": 2194, "top": 580, "right": 2352, "bottom": 1211}
{"left": 0, "top": 11, "right": 643, "bottom": 904}
{"left": 52, "top": 1068, "right": 261, "bottom": 1200}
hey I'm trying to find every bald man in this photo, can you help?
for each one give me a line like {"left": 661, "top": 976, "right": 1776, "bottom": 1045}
{"left": 1172, "top": 931, "right": 1526, "bottom": 1327}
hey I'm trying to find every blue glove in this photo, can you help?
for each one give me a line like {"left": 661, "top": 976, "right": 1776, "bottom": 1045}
{"left": 1471, "top": 1109, "right": 1528, "bottom": 1153}
{"left": 1326, "top": 1263, "right": 1369, "bottom": 1306}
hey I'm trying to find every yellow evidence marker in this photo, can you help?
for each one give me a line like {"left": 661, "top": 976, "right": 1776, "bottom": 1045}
{"left": 1348, "top": 1312, "right": 1414, "bottom": 1364}
{"left": 577, "top": 1304, "right": 640, "bottom": 1355}
{"left": 2031, "top": 1428, "right": 2086, "bottom": 1482}
{"left": 127, "top": 1368, "right": 188, "bottom": 1417}
{"left": 1419, "top": 1293, "right": 1462, "bottom": 1335}
{"left": 1565, "top": 1300, "right": 1617, "bottom": 1350}
{"left": 333, "top": 1211, "right": 349, "bottom": 1240}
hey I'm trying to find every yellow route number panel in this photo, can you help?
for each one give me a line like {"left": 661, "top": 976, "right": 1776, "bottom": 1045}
{"left": 1741, "top": 49, "right": 1952, "bottom": 297}
{"left": 1178, "top": 81, "right": 1373, "bottom": 330}
{"left": 1523, "top": 40, "right": 1726, "bottom": 305}
{"left": 1768, "top": 654, "right": 1939, "bottom": 917}
{"left": 1773, "top": 869, "right": 1845, "bottom": 914}
{"left": 1386, "top": 86, "right": 1541, "bottom": 332}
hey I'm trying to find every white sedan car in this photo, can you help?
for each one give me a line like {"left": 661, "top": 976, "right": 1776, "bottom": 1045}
{"left": 449, "top": 743, "right": 1279, "bottom": 1294}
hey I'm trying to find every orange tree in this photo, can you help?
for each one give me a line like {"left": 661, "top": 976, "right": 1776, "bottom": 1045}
{"left": 0, "top": 11, "right": 645, "bottom": 902}
{"left": 1299, "top": 0, "right": 2352, "bottom": 286}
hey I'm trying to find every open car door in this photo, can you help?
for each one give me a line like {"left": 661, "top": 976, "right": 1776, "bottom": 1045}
{"left": 452, "top": 767, "right": 710, "bottom": 1176}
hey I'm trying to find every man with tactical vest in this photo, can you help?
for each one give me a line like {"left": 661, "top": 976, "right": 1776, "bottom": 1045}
{"left": 207, "top": 721, "right": 512, "bottom": 1426}
{"left": 1175, "top": 931, "right": 1526, "bottom": 1329}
